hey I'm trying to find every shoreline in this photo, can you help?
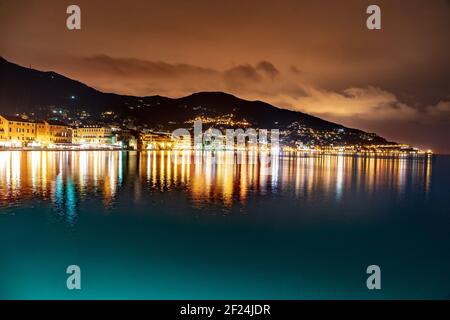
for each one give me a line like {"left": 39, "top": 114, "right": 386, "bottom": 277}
{"left": 0, "top": 148, "right": 439, "bottom": 157}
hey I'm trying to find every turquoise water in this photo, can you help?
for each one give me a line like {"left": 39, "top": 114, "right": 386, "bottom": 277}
{"left": 0, "top": 151, "right": 449, "bottom": 299}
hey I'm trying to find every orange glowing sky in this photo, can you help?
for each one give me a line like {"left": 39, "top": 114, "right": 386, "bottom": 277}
{"left": 0, "top": 0, "right": 449, "bottom": 152}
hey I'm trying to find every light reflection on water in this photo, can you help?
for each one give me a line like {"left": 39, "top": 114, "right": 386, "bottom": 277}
{"left": 1, "top": 151, "right": 449, "bottom": 299}
{"left": 0, "top": 150, "right": 432, "bottom": 219}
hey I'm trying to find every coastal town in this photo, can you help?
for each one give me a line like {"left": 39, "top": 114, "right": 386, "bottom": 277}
{"left": 0, "top": 114, "right": 171, "bottom": 151}
{"left": 0, "top": 113, "right": 432, "bottom": 156}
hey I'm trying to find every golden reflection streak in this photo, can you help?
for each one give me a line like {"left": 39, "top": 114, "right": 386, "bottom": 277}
{"left": 0, "top": 151, "right": 435, "bottom": 213}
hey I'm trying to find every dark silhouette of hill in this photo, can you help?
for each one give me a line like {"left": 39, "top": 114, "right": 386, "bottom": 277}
{"left": 0, "top": 57, "right": 391, "bottom": 145}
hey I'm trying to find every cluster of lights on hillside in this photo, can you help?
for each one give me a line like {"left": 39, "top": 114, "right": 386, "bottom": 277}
{"left": 0, "top": 111, "right": 433, "bottom": 156}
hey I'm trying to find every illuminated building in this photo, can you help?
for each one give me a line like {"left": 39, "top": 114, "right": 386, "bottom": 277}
{"left": 72, "top": 125, "right": 113, "bottom": 145}
{"left": 35, "top": 120, "right": 72, "bottom": 145}
{"left": 139, "top": 132, "right": 174, "bottom": 150}
{"left": 113, "top": 129, "right": 139, "bottom": 150}
{"left": 0, "top": 115, "right": 37, "bottom": 146}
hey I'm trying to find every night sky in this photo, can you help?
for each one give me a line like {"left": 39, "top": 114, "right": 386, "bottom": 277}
{"left": 0, "top": 0, "right": 449, "bottom": 152}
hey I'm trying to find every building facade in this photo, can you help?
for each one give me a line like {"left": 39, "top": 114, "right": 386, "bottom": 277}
{"left": 37, "top": 120, "right": 72, "bottom": 145}
{"left": 138, "top": 132, "right": 174, "bottom": 150}
{"left": 72, "top": 126, "right": 113, "bottom": 145}
{"left": 0, "top": 115, "right": 37, "bottom": 146}
{"left": 0, "top": 115, "right": 71, "bottom": 147}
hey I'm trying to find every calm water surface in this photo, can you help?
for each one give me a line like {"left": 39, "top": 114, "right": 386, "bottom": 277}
{"left": 0, "top": 151, "right": 449, "bottom": 299}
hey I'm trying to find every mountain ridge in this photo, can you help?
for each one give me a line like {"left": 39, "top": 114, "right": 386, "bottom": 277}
{"left": 0, "top": 57, "right": 392, "bottom": 146}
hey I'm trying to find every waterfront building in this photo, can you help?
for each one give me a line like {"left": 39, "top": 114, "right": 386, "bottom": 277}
{"left": 114, "top": 129, "right": 139, "bottom": 150}
{"left": 138, "top": 132, "right": 174, "bottom": 150}
{"left": 72, "top": 125, "right": 113, "bottom": 145}
{"left": 0, "top": 115, "right": 37, "bottom": 146}
{"left": 35, "top": 120, "right": 72, "bottom": 145}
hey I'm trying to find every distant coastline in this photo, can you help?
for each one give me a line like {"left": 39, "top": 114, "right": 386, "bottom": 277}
{"left": 0, "top": 147, "right": 434, "bottom": 158}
